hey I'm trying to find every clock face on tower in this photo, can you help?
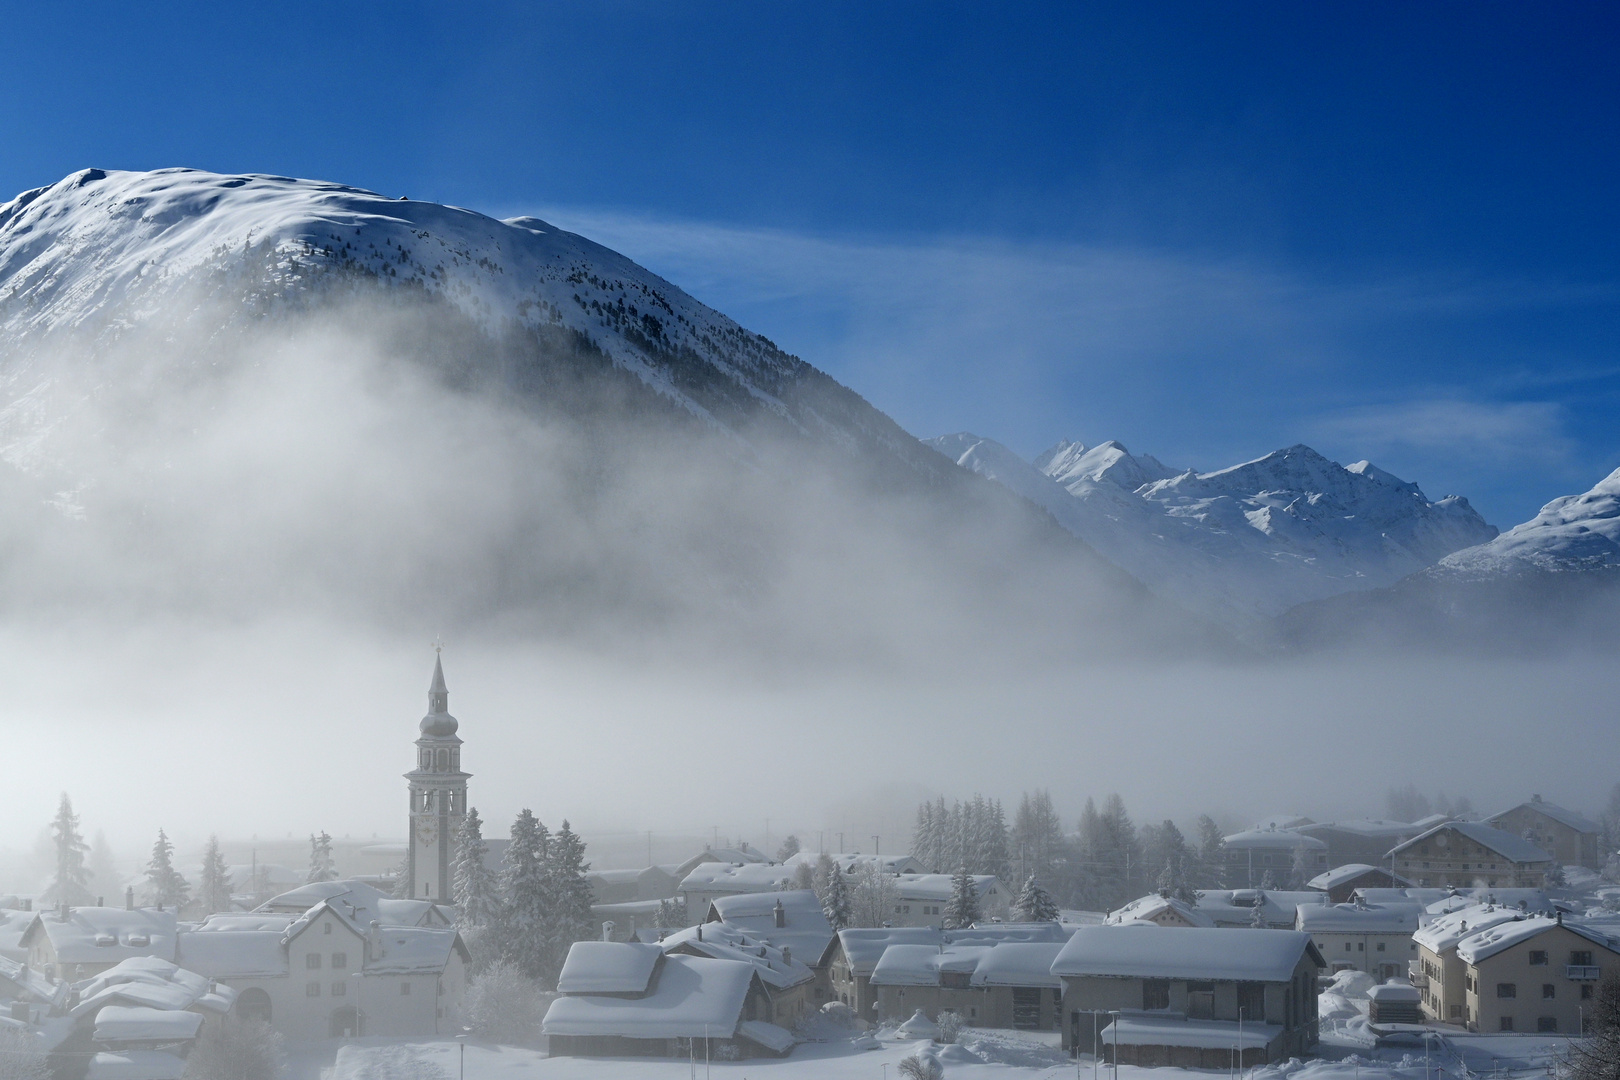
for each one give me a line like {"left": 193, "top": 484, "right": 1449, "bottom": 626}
{"left": 415, "top": 816, "right": 438, "bottom": 847}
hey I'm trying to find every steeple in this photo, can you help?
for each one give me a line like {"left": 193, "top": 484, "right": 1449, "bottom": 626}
{"left": 420, "top": 649, "right": 457, "bottom": 737}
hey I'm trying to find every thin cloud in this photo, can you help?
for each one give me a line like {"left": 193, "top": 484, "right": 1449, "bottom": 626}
{"left": 1308, "top": 399, "right": 1574, "bottom": 466}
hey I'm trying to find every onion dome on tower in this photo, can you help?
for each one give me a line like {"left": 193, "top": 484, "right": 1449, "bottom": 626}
{"left": 420, "top": 653, "right": 459, "bottom": 737}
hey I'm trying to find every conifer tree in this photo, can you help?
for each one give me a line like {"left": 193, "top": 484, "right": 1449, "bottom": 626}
{"left": 305, "top": 831, "right": 337, "bottom": 883}
{"left": 791, "top": 862, "right": 815, "bottom": 891}
{"left": 912, "top": 802, "right": 938, "bottom": 872}
{"left": 1012, "top": 875, "right": 1059, "bottom": 922}
{"left": 501, "top": 810, "right": 551, "bottom": 981}
{"left": 1194, "top": 815, "right": 1227, "bottom": 888}
{"left": 1250, "top": 889, "right": 1268, "bottom": 928}
{"left": 812, "top": 851, "right": 837, "bottom": 899}
{"left": 452, "top": 808, "right": 501, "bottom": 969}
{"left": 822, "top": 863, "right": 852, "bottom": 930}
{"left": 944, "top": 867, "right": 981, "bottom": 929}
{"left": 776, "top": 835, "right": 801, "bottom": 862}
{"left": 47, "top": 794, "right": 93, "bottom": 906}
{"left": 1567, "top": 975, "right": 1620, "bottom": 1080}
{"left": 197, "top": 835, "right": 234, "bottom": 915}
{"left": 544, "top": 820, "right": 594, "bottom": 984}
{"left": 145, "top": 829, "right": 190, "bottom": 909}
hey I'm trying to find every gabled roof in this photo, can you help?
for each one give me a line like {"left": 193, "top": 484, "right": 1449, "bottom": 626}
{"left": 22, "top": 908, "right": 178, "bottom": 965}
{"left": 1295, "top": 903, "right": 1419, "bottom": 934}
{"left": 705, "top": 890, "right": 833, "bottom": 962}
{"left": 1222, "top": 829, "right": 1327, "bottom": 851}
{"left": 780, "top": 852, "right": 926, "bottom": 876}
{"left": 1490, "top": 800, "right": 1602, "bottom": 836}
{"left": 822, "top": 928, "right": 943, "bottom": 974}
{"left": 1051, "top": 925, "right": 1323, "bottom": 982}
{"left": 1412, "top": 904, "right": 1528, "bottom": 954}
{"left": 0, "top": 954, "right": 69, "bottom": 1010}
{"left": 1457, "top": 915, "right": 1620, "bottom": 965}
{"left": 70, "top": 957, "right": 236, "bottom": 1019}
{"left": 677, "top": 863, "right": 796, "bottom": 895}
{"left": 662, "top": 924, "right": 814, "bottom": 990}
{"left": 970, "top": 942, "right": 1066, "bottom": 988}
{"left": 556, "top": 941, "right": 664, "bottom": 995}
{"left": 543, "top": 954, "right": 757, "bottom": 1040}
{"left": 256, "top": 880, "right": 451, "bottom": 929}
{"left": 891, "top": 874, "right": 999, "bottom": 901}
{"left": 1301, "top": 820, "right": 1419, "bottom": 840}
{"left": 870, "top": 944, "right": 991, "bottom": 986}
{"left": 1306, "top": 865, "right": 1411, "bottom": 891}
{"left": 1106, "top": 895, "right": 1214, "bottom": 928}
{"left": 672, "top": 846, "right": 770, "bottom": 878}
{"left": 1387, "top": 822, "right": 1553, "bottom": 864}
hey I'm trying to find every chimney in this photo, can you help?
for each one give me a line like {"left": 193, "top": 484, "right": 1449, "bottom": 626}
{"left": 601, "top": 921, "right": 615, "bottom": 942}
{"left": 781, "top": 946, "right": 791, "bottom": 966}
{"left": 697, "top": 925, "right": 703, "bottom": 942}
{"left": 1556, "top": 910, "right": 1563, "bottom": 926}
{"left": 774, "top": 900, "right": 786, "bottom": 928}
{"left": 368, "top": 920, "right": 382, "bottom": 962}
{"left": 1532, "top": 794, "right": 1542, "bottom": 803}
{"left": 125, "top": 887, "right": 134, "bottom": 911}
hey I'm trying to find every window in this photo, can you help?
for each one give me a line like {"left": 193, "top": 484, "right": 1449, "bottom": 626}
{"left": 306, "top": 953, "right": 322, "bottom": 970}
{"left": 1142, "top": 979, "right": 1170, "bottom": 1011}
{"left": 1346, "top": 943, "right": 1353, "bottom": 952}
{"left": 1529, "top": 951, "right": 1548, "bottom": 965}
{"left": 1358, "top": 942, "right": 1364, "bottom": 951}
{"left": 1377, "top": 943, "right": 1386, "bottom": 952}
{"left": 1572, "top": 951, "right": 1595, "bottom": 967}
{"left": 1543, "top": 985, "right": 1556, "bottom": 1000}
{"left": 332, "top": 982, "right": 346, "bottom": 997}
{"left": 1537, "top": 1017, "right": 1558, "bottom": 1033}
{"left": 400, "top": 982, "right": 411, "bottom": 996}
{"left": 306, "top": 982, "right": 321, "bottom": 997}
{"left": 332, "top": 952, "right": 347, "bottom": 970}
{"left": 1499, "top": 1017, "right": 1513, "bottom": 1032}
{"left": 1497, "top": 983, "right": 1516, "bottom": 999}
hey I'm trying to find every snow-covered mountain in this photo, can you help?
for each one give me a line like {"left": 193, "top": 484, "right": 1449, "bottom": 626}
{"left": 0, "top": 167, "right": 928, "bottom": 466}
{"left": 928, "top": 433, "right": 1497, "bottom": 621}
{"left": 1438, "top": 467, "right": 1620, "bottom": 576}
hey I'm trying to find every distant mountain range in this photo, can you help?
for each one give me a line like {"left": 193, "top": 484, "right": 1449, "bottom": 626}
{"left": 0, "top": 167, "right": 1611, "bottom": 653}
{"left": 928, "top": 434, "right": 1497, "bottom": 622}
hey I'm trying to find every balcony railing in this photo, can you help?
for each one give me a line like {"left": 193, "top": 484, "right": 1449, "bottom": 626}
{"left": 1568, "top": 966, "right": 1601, "bottom": 981}
{"left": 1408, "top": 961, "right": 1428, "bottom": 988}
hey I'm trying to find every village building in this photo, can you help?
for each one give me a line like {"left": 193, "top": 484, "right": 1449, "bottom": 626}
{"left": 677, "top": 863, "right": 799, "bottom": 913}
{"left": 819, "top": 923, "right": 1070, "bottom": 1018}
{"left": 703, "top": 891, "right": 835, "bottom": 972}
{"left": 1488, "top": 796, "right": 1606, "bottom": 870}
{"left": 19, "top": 906, "right": 179, "bottom": 983}
{"left": 1410, "top": 902, "right": 1532, "bottom": 1024}
{"left": 670, "top": 844, "right": 770, "bottom": 880}
{"left": 1187, "top": 890, "right": 1322, "bottom": 929}
{"left": 1105, "top": 896, "right": 1214, "bottom": 928}
{"left": 887, "top": 874, "right": 1007, "bottom": 927}
{"left": 1454, "top": 911, "right": 1620, "bottom": 1033}
{"left": 1221, "top": 829, "right": 1329, "bottom": 887}
{"left": 1306, "top": 865, "right": 1412, "bottom": 904}
{"left": 1294, "top": 901, "right": 1419, "bottom": 979}
{"left": 868, "top": 940, "right": 1065, "bottom": 1029}
{"left": 1388, "top": 822, "right": 1553, "bottom": 889}
{"left": 1296, "top": 821, "right": 1421, "bottom": 868}
{"left": 543, "top": 941, "right": 794, "bottom": 1059}
{"left": 659, "top": 922, "right": 818, "bottom": 1029}
{"left": 1052, "top": 925, "right": 1324, "bottom": 1066}
{"left": 588, "top": 867, "right": 680, "bottom": 907}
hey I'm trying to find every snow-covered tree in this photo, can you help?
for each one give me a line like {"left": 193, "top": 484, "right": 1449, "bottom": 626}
{"left": 46, "top": 793, "right": 93, "bottom": 906}
{"left": 851, "top": 862, "right": 896, "bottom": 928}
{"left": 1194, "top": 815, "right": 1226, "bottom": 888}
{"left": 1566, "top": 974, "right": 1620, "bottom": 1080}
{"left": 145, "top": 829, "right": 190, "bottom": 909}
{"left": 1250, "top": 889, "right": 1268, "bottom": 928}
{"left": 776, "top": 835, "right": 801, "bottom": 862}
{"left": 543, "top": 820, "right": 594, "bottom": 983}
{"left": 500, "top": 810, "right": 551, "bottom": 981}
{"left": 305, "top": 831, "right": 337, "bottom": 883}
{"left": 655, "top": 897, "right": 687, "bottom": 929}
{"left": 181, "top": 1019, "right": 283, "bottom": 1080}
{"left": 912, "top": 802, "right": 939, "bottom": 873}
{"left": 812, "top": 851, "right": 837, "bottom": 899}
{"left": 1012, "top": 875, "right": 1059, "bottom": 922}
{"left": 196, "top": 835, "right": 234, "bottom": 915}
{"left": 822, "top": 864, "right": 852, "bottom": 930}
{"left": 1288, "top": 842, "right": 1315, "bottom": 889}
{"left": 1012, "top": 790, "right": 1064, "bottom": 884}
{"left": 1258, "top": 870, "right": 1277, "bottom": 891}
{"left": 452, "top": 808, "right": 501, "bottom": 971}
{"left": 944, "top": 867, "right": 981, "bottom": 929}
{"left": 791, "top": 861, "right": 815, "bottom": 891}
{"left": 458, "top": 959, "right": 549, "bottom": 1046}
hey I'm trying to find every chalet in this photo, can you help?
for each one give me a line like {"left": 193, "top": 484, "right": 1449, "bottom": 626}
{"left": 889, "top": 874, "right": 1006, "bottom": 927}
{"left": 1306, "top": 865, "right": 1412, "bottom": 904}
{"left": 1221, "top": 830, "right": 1328, "bottom": 888}
{"left": 1294, "top": 901, "right": 1419, "bottom": 980}
{"left": 1388, "top": 823, "right": 1553, "bottom": 889}
{"left": 543, "top": 942, "right": 793, "bottom": 1059}
{"left": 1052, "top": 925, "right": 1324, "bottom": 1066}
{"left": 1454, "top": 912, "right": 1620, "bottom": 1034}
{"left": 1488, "top": 796, "right": 1606, "bottom": 870}
{"left": 659, "top": 922, "right": 818, "bottom": 1029}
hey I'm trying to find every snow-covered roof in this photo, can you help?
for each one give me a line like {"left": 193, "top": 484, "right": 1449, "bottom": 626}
{"left": 970, "top": 942, "right": 1066, "bottom": 988}
{"left": 1051, "top": 925, "right": 1320, "bottom": 982}
{"left": 0, "top": 954, "right": 68, "bottom": 1009}
{"left": 362, "top": 926, "right": 464, "bottom": 975}
{"left": 71, "top": 957, "right": 236, "bottom": 1019}
{"left": 706, "top": 890, "right": 834, "bottom": 961}
{"left": 1101, "top": 1014, "right": 1281, "bottom": 1049}
{"left": 1222, "top": 829, "right": 1327, "bottom": 851}
{"left": 542, "top": 954, "right": 756, "bottom": 1039}
{"left": 780, "top": 852, "right": 925, "bottom": 876}
{"left": 0, "top": 908, "right": 34, "bottom": 961}
{"left": 175, "top": 913, "right": 294, "bottom": 979}
{"left": 870, "top": 944, "right": 991, "bottom": 987}
{"left": 677, "top": 862, "right": 797, "bottom": 895}
{"left": 25, "top": 908, "right": 178, "bottom": 965}
{"left": 1353, "top": 888, "right": 1450, "bottom": 908}
{"left": 1194, "top": 890, "right": 1320, "bottom": 927}
{"left": 827, "top": 928, "right": 944, "bottom": 974}
{"left": 1301, "top": 821, "right": 1417, "bottom": 840}
{"left": 1412, "top": 905, "right": 1529, "bottom": 954}
{"left": 1490, "top": 799, "right": 1602, "bottom": 835}
{"left": 891, "top": 874, "right": 999, "bottom": 901}
{"left": 1387, "top": 822, "right": 1552, "bottom": 864}
{"left": 83, "top": 1050, "right": 187, "bottom": 1080}
{"left": 1296, "top": 904, "right": 1418, "bottom": 934}
{"left": 661, "top": 923, "right": 813, "bottom": 990}
{"left": 1456, "top": 916, "right": 1620, "bottom": 966}
{"left": 556, "top": 942, "right": 664, "bottom": 995}
{"left": 1425, "top": 889, "right": 1555, "bottom": 917}
{"left": 1106, "top": 895, "right": 1214, "bottom": 928}
{"left": 672, "top": 846, "right": 770, "bottom": 878}
{"left": 92, "top": 1006, "right": 203, "bottom": 1044}
{"left": 735, "top": 1019, "right": 796, "bottom": 1054}
{"left": 256, "top": 880, "right": 451, "bottom": 929}
{"left": 1366, "top": 982, "right": 1421, "bottom": 1003}
{"left": 1306, "top": 865, "right": 1411, "bottom": 891}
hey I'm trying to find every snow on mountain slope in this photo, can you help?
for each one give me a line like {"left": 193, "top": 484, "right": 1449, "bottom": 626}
{"left": 929, "top": 434, "right": 1497, "bottom": 621}
{"left": 1438, "top": 466, "right": 1620, "bottom": 576}
{"left": 0, "top": 167, "right": 925, "bottom": 465}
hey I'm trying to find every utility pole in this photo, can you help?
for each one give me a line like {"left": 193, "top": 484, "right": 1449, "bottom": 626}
{"left": 873, "top": 835, "right": 881, "bottom": 857}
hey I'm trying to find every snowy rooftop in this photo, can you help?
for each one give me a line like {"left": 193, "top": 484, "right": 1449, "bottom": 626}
{"left": 1413, "top": 905, "right": 1530, "bottom": 954}
{"left": 1489, "top": 799, "right": 1602, "bottom": 835}
{"left": 92, "top": 1006, "right": 203, "bottom": 1045}
{"left": 1196, "top": 890, "right": 1321, "bottom": 926}
{"left": 71, "top": 957, "right": 235, "bottom": 1019}
{"left": 1425, "top": 889, "right": 1554, "bottom": 917}
{"left": 26, "top": 908, "right": 178, "bottom": 965}
{"left": 1222, "top": 829, "right": 1327, "bottom": 851}
{"left": 1353, "top": 888, "right": 1450, "bottom": 909}
{"left": 0, "top": 908, "right": 34, "bottom": 960}
{"left": 543, "top": 954, "right": 756, "bottom": 1039}
{"left": 0, "top": 954, "right": 67, "bottom": 1008}
{"left": 175, "top": 928, "right": 288, "bottom": 979}
{"left": 1456, "top": 915, "right": 1620, "bottom": 965}
{"left": 705, "top": 890, "right": 834, "bottom": 960}
{"left": 1303, "top": 821, "right": 1418, "bottom": 840}
{"left": 1366, "top": 982, "right": 1422, "bottom": 1003}
{"left": 970, "top": 942, "right": 1066, "bottom": 988}
{"left": 358, "top": 926, "right": 464, "bottom": 975}
{"left": 673, "top": 847, "right": 770, "bottom": 878}
{"left": 780, "top": 852, "right": 924, "bottom": 876}
{"left": 1052, "top": 925, "right": 1319, "bottom": 982}
{"left": 556, "top": 941, "right": 664, "bottom": 995}
{"left": 1101, "top": 1014, "right": 1282, "bottom": 1049}
{"left": 869, "top": 944, "right": 992, "bottom": 986}
{"left": 257, "top": 879, "right": 451, "bottom": 929}
{"left": 661, "top": 924, "right": 813, "bottom": 990}
{"left": 1307, "top": 865, "right": 1411, "bottom": 891}
{"left": 1106, "top": 895, "right": 1214, "bottom": 927}
{"left": 677, "top": 862, "right": 797, "bottom": 895}
{"left": 891, "top": 873, "right": 999, "bottom": 901}
{"left": 1388, "top": 822, "right": 1552, "bottom": 864}
{"left": 83, "top": 1049, "right": 187, "bottom": 1080}
{"left": 1295, "top": 903, "right": 1419, "bottom": 933}
{"left": 828, "top": 928, "right": 945, "bottom": 974}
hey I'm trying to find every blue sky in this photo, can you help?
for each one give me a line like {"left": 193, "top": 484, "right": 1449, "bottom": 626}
{"left": 2, "top": 1, "right": 1616, "bottom": 525}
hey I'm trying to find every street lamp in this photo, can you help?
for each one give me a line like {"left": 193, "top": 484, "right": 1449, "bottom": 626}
{"left": 456, "top": 1032, "right": 467, "bottom": 1080}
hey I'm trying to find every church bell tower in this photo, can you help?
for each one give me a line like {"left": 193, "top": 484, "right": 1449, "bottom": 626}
{"left": 405, "top": 650, "right": 469, "bottom": 901}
